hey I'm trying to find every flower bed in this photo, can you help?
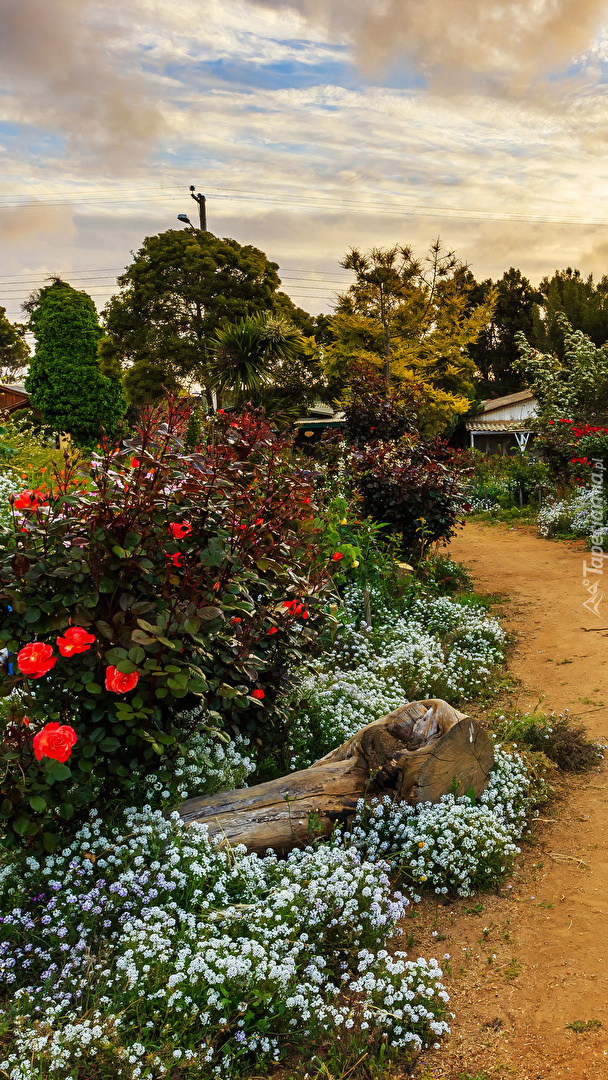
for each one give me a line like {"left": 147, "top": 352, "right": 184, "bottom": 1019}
{"left": 289, "top": 586, "right": 505, "bottom": 764}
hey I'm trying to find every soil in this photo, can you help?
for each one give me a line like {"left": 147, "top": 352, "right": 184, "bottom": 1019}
{"left": 408, "top": 521, "right": 608, "bottom": 1080}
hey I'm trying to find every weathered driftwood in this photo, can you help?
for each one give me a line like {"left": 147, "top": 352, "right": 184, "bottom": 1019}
{"left": 179, "top": 699, "right": 495, "bottom": 856}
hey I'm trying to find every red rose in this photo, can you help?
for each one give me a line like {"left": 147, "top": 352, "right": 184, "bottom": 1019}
{"left": 17, "top": 642, "right": 56, "bottom": 678}
{"left": 105, "top": 666, "right": 139, "bottom": 694}
{"left": 56, "top": 626, "right": 96, "bottom": 657}
{"left": 166, "top": 551, "right": 182, "bottom": 567}
{"left": 302, "top": 610, "right": 309, "bottom": 619}
{"left": 130, "top": 457, "right": 140, "bottom": 468}
{"left": 267, "top": 626, "right": 278, "bottom": 635}
{"left": 252, "top": 688, "right": 265, "bottom": 700}
{"left": 332, "top": 552, "right": 343, "bottom": 562}
{"left": 169, "top": 521, "right": 191, "bottom": 539}
{"left": 230, "top": 616, "right": 242, "bottom": 624}
{"left": 33, "top": 722, "right": 77, "bottom": 764}
{"left": 13, "top": 489, "right": 48, "bottom": 511}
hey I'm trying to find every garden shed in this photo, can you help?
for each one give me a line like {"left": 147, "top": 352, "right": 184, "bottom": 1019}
{"left": 0, "top": 383, "right": 29, "bottom": 415}
{"left": 466, "top": 389, "right": 537, "bottom": 455}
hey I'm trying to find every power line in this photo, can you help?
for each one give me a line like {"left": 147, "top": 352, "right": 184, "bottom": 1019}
{"left": 1, "top": 182, "right": 607, "bottom": 228}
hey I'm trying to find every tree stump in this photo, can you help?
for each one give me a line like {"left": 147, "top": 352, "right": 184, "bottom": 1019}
{"left": 179, "top": 699, "right": 495, "bottom": 857}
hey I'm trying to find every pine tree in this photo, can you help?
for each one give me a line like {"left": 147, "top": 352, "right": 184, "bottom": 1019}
{"left": 25, "top": 279, "right": 126, "bottom": 446}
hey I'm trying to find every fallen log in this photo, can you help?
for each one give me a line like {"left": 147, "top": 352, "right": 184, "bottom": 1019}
{"left": 179, "top": 698, "right": 495, "bottom": 856}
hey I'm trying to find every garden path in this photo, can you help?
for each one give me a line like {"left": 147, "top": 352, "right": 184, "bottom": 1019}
{"left": 413, "top": 521, "right": 608, "bottom": 1080}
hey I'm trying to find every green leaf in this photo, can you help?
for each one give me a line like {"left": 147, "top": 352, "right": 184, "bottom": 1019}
{"left": 131, "top": 629, "right": 156, "bottom": 645}
{"left": 137, "top": 619, "right": 160, "bottom": 634}
{"left": 104, "top": 647, "right": 128, "bottom": 664}
{"left": 28, "top": 795, "right": 47, "bottom": 813}
{"left": 128, "top": 646, "right": 145, "bottom": 664}
{"left": 199, "top": 607, "right": 224, "bottom": 621}
{"left": 47, "top": 763, "right": 72, "bottom": 781}
{"left": 99, "top": 737, "right": 121, "bottom": 753}
{"left": 13, "top": 816, "right": 30, "bottom": 836}
{"left": 184, "top": 617, "right": 201, "bottom": 634}
{"left": 95, "top": 620, "right": 115, "bottom": 640}
{"left": 61, "top": 802, "right": 74, "bottom": 820}
{"left": 153, "top": 732, "right": 175, "bottom": 746}
{"left": 42, "top": 832, "right": 56, "bottom": 853}
{"left": 124, "top": 532, "right": 142, "bottom": 549}
{"left": 25, "top": 606, "right": 41, "bottom": 624}
{"left": 78, "top": 758, "right": 94, "bottom": 773}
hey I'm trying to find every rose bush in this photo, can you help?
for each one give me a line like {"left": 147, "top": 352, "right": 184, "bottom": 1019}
{"left": 0, "top": 401, "right": 331, "bottom": 849}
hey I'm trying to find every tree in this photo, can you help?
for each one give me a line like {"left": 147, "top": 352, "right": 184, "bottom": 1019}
{"left": 103, "top": 230, "right": 286, "bottom": 405}
{"left": 515, "top": 315, "right": 608, "bottom": 424}
{"left": 534, "top": 267, "right": 608, "bottom": 358}
{"left": 25, "top": 279, "right": 126, "bottom": 446}
{"left": 466, "top": 267, "right": 541, "bottom": 397}
{"left": 207, "top": 312, "right": 325, "bottom": 425}
{"left": 325, "top": 240, "right": 494, "bottom": 434}
{"left": 0, "top": 306, "right": 29, "bottom": 383}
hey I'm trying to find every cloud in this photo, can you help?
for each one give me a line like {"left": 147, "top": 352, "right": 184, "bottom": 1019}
{"left": 250, "top": 0, "right": 608, "bottom": 93}
{"left": 0, "top": 0, "right": 163, "bottom": 167}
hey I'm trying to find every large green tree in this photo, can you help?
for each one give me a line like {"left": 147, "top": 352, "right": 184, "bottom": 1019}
{"left": 466, "top": 267, "right": 541, "bottom": 397}
{"left": 515, "top": 315, "right": 608, "bottom": 423}
{"left": 534, "top": 267, "right": 608, "bottom": 358}
{"left": 325, "top": 241, "right": 494, "bottom": 434}
{"left": 103, "top": 229, "right": 294, "bottom": 405}
{"left": 0, "top": 306, "right": 29, "bottom": 383}
{"left": 25, "top": 279, "right": 126, "bottom": 446}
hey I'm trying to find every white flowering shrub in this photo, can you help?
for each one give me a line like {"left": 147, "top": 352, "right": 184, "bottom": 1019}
{"left": 0, "top": 806, "right": 449, "bottom": 1079}
{"left": 136, "top": 722, "right": 255, "bottom": 807}
{"left": 289, "top": 587, "right": 505, "bottom": 765}
{"left": 537, "top": 486, "right": 608, "bottom": 539}
{"left": 341, "top": 748, "right": 531, "bottom": 898}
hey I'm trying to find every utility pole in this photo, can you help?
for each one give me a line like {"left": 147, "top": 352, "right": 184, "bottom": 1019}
{"left": 189, "top": 185, "right": 207, "bottom": 231}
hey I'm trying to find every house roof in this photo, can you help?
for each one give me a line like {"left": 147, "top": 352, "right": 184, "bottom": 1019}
{"left": 481, "top": 389, "right": 535, "bottom": 413}
{"left": 465, "top": 419, "right": 536, "bottom": 432}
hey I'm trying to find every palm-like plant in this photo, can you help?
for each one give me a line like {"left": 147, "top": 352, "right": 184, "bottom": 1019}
{"left": 206, "top": 312, "right": 304, "bottom": 397}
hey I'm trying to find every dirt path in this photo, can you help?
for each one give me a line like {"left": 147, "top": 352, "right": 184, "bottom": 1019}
{"left": 411, "top": 521, "right": 608, "bottom": 1080}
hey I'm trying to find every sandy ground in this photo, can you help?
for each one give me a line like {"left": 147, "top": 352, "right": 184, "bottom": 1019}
{"left": 408, "top": 521, "right": 608, "bottom": 1080}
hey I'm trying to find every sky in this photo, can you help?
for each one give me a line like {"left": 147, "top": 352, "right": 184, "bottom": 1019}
{"left": 3, "top": 0, "right": 608, "bottom": 329}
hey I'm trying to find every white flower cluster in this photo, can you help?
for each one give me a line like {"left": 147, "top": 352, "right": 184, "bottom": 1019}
{"left": 537, "top": 486, "right": 608, "bottom": 539}
{"left": 136, "top": 723, "right": 255, "bottom": 806}
{"left": 0, "top": 469, "right": 20, "bottom": 526}
{"left": 0, "top": 806, "right": 448, "bottom": 1079}
{"left": 290, "top": 587, "right": 505, "bottom": 764}
{"left": 341, "top": 748, "right": 530, "bottom": 898}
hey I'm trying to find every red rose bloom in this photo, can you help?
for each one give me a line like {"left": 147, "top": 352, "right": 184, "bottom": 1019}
{"left": 167, "top": 551, "right": 182, "bottom": 567}
{"left": 332, "top": 552, "right": 344, "bottom": 562}
{"left": 267, "top": 626, "right": 278, "bottom": 635}
{"left": 169, "top": 521, "right": 191, "bottom": 539}
{"left": 13, "top": 489, "right": 48, "bottom": 511}
{"left": 17, "top": 642, "right": 56, "bottom": 678}
{"left": 130, "top": 457, "right": 140, "bottom": 468}
{"left": 56, "top": 626, "right": 96, "bottom": 657}
{"left": 252, "top": 688, "right": 265, "bottom": 700}
{"left": 105, "top": 667, "right": 139, "bottom": 694}
{"left": 33, "top": 722, "right": 77, "bottom": 763}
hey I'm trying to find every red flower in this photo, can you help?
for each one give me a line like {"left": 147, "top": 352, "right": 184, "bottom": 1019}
{"left": 105, "top": 667, "right": 139, "bottom": 694}
{"left": 13, "top": 489, "right": 48, "bottom": 511}
{"left": 167, "top": 552, "right": 182, "bottom": 567}
{"left": 252, "top": 688, "right": 265, "bottom": 700}
{"left": 332, "top": 552, "right": 343, "bottom": 562}
{"left": 267, "top": 626, "right": 278, "bottom": 635}
{"left": 130, "top": 457, "right": 140, "bottom": 468}
{"left": 23, "top": 716, "right": 30, "bottom": 726}
{"left": 217, "top": 409, "right": 225, "bottom": 415}
{"left": 254, "top": 518, "right": 263, "bottom": 526}
{"left": 17, "top": 642, "right": 56, "bottom": 678}
{"left": 169, "top": 521, "right": 191, "bottom": 539}
{"left": 302, "top": 610, "right": 309, "bottom": 619}
{"left": 56, "top": 627, "right": 96, "bottom": 657}
{"left": 33, "top": 722, "right": 77, "bottom": 764}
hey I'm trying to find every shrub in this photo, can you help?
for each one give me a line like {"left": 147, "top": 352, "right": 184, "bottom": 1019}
{"left": 0, "top": 402, "right": 331, "bottom": 848}
{"left": 348, "top": 438, "right": 470, "bottom": 557}
{"left": 341, "top": 359, "right": 422, "bottom": 445}
{"left": 494, "top": 710, "right": 603, "bottom": 772}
